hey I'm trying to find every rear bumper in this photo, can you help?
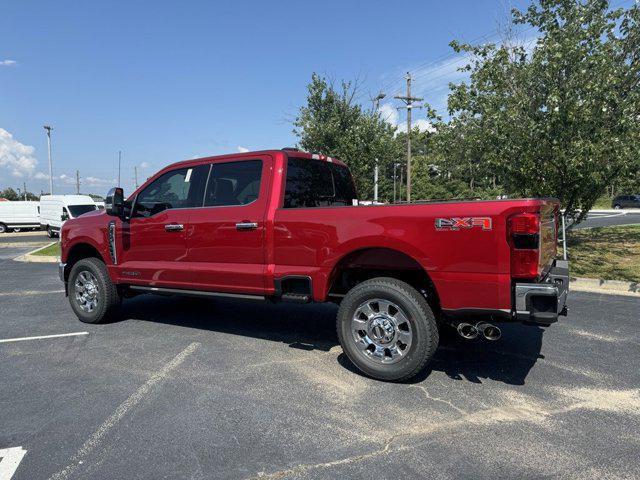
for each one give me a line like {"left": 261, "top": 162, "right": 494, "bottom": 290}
{"left": 515, "top": 259, "right": 569, "bottom": 325}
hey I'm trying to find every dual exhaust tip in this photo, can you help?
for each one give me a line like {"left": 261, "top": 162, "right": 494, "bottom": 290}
{"left": 457, "top": 322, "right": 501, "bottom": 341}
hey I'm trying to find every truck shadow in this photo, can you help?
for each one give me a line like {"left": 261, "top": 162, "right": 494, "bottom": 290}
{"left": 122, "top": 295, "right": 544, "bottom": 386}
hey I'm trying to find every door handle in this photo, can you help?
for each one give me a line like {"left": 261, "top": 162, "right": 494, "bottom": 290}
{"left": 236, "top": 222, "right": 258, "bottom": 231}
{"left": 165, "top": 223, "right": 184, "bottom": 232}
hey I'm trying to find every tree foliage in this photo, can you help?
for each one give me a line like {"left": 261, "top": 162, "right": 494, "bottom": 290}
{"left": 293, "top": 74, "right": 401, "bottom": 200}
{"left": 444, "top": 0, "right": 640, "bottom": 220}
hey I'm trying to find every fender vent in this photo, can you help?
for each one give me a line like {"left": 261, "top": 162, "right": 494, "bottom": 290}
{"left": 108, "top": 221, "right": 117, "bottom": 265}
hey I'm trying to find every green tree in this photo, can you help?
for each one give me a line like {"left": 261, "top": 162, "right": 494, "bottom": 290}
{"left": 0, "top": 187, "right": 19, "bottom": 200}
{"left": 445, "top": 0, "right": 640, "bottom": 220}
{"left": 293, "top": 74, "right": 402, "bottom": 200}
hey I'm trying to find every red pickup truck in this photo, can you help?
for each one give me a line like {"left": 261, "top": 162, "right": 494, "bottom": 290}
{"left": 59, "top": 149, "right": 568, "bottom": 381}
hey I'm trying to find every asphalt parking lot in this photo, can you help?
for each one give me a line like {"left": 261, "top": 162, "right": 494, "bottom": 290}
{"left": 1, "top": 256, "right": 640, "bottom": 479}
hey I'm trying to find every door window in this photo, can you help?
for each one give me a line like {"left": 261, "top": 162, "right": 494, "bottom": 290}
{"left": 134, "top": 165, "right": 209, "bottom": 217}
{"left": 203, "top": 160, "right": 262, "bottom": 207}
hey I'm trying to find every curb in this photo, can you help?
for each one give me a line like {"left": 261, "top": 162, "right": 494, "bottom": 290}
{"left": 13, "top": 241, "right": 60, "bottom": 264}
{"left": 570, "top": 276, "right": 639, "bottom": 297}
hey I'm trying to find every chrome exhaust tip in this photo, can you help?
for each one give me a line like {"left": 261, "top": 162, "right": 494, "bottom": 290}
{"left": 457, "top": 323, "right": 479, "bottom": 340}
{"left": 479, "top": 323, "right": 501, "bottom": 341}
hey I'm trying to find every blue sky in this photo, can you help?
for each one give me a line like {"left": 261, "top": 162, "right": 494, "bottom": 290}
{"left": 0, "top": 0, "right": 530, "bottom": 195}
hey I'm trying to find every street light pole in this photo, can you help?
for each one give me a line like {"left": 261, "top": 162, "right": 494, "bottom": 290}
{"left": 43, "top": 125, "right": 54, "bottom": 194}
{"left": 118, "top": 150, "right": 122, "bottom": 187}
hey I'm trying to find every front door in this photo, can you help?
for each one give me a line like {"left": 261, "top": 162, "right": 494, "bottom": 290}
{"left": 116, "top": 164, "right": 208, "bottom": 288}
{"left": 187, "top": 156, "right": 271, "bottom": 295}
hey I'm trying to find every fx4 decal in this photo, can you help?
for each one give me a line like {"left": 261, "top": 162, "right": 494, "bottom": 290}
{"left": 435, "top": 217, "right": 493, "bottom": 231}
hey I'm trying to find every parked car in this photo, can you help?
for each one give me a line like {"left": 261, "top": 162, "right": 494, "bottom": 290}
{"left": 40, "top": 195, "right": 98, "bottom": 238}
{"left": 59, "top": 149, "right": 568, "bottom": 381}
{"left": 0, "top": 201, "right": 40, "bottom": 233}
{"left": 612, "top": 194, "right": 640, "bottom": 209}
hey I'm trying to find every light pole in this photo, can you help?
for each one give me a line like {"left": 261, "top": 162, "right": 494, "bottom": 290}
{"left": 393, "top": 162, "right": 401, "bottom": 203}
{"left": 118, "top": 150, "right": 122, "bottom": 187}
{"left": 371, "top": 92, "right": 386, "bottom": 112}
{"left": 43, "top": 125, "right": 54, "bottom": 194}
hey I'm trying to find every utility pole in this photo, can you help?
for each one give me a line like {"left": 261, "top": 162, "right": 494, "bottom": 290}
{"left": 394, "top": 73, "right": 423, "bottom": 203}
{"left": 117, "top": 150, "right": 122, "bottom": 187}
{"left": 134, "top": 166, "right": 139, "bottom": 189}
{"left": 23, "top": 182, "right": 27, "bottom": 200}
{"left": 76, "top": 170, "right": 81, "bottom": 195}
{"left": 43, "top": 125, "right": 54, "bottom": 195}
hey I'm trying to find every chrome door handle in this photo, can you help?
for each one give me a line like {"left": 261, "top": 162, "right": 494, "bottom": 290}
{"left": 236, "top": 222, "right": 258, "bottom": 231}
{"left": 165, "top": 223, "right": 184, "bottom": 232}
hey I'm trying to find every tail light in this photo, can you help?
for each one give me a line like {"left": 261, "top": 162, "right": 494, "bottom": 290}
{"left": 507, "top": 212, "right": 540, "bottom": 279}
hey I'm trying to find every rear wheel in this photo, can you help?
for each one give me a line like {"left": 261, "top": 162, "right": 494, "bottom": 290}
{"left": 47, "top": 226, "right": 56, "bottom": 238}
{"left": 614, "top": 204, "right": 621, "bottom": 210}
{"left": 0, "top": 223, "right": 7, "bottom": 233}
{"left": 337, "top": 277, "right": 439, "bottom": 382}
{"left": 68, "top": 258, "right": 120, "bottom": 323}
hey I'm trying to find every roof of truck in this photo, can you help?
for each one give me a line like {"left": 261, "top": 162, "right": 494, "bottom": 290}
{"left": 166, "top": 148, "right": 348, "bottom": 170}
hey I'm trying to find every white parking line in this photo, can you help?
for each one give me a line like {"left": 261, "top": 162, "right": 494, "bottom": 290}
{"left": 49, "top": 342, "right": 200, "bottom": 480}
{"left": 0, "top": 446, "right": 27, "bottom": 480}
{"left": 0, "top": 332, "right": 89, "bottom": 344}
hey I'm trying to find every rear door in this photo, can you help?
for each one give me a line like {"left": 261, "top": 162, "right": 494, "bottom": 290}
{"left": 117, "top": 164, "right": 208, "bottom": 288}
{"left": 187, "top": 156, "right": 271, "bottom": 295}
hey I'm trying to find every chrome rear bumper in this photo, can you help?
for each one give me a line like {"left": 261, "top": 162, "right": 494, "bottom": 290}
{"left": 515, "top": 259, "right": 569, "bottom": 325}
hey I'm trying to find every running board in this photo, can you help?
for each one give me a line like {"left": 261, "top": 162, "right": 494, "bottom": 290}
{"left": 128, "top": 285, "right": 265, "bottom": 301}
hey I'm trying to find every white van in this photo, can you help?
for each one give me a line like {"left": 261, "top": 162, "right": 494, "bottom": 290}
{"left": 0, "top": 201, "right": 40, "bottom": 233}
{"left": 39, "top": 195, "right": 98, "bottom": 238}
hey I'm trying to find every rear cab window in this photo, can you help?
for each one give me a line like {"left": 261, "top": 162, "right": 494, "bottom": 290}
{"left": 283, "top": 157, "right": 357, "bottom": 208}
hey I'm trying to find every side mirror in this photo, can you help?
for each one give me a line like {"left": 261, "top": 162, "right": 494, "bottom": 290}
{"left": 105, "top": 187, "right": 125, "bottom": 217}
{"left": 61, "top": 212, "right": 69, "bottom": 221}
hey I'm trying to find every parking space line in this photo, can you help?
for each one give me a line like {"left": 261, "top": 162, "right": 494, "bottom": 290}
{"left": 0, "top": 290, "right": 65, "bottom": 297}
{"left": 49, "top": 342, "right": 200, "bottom": 480}
{"left": 0, "top": 332, "right": 89, "bottom": 344}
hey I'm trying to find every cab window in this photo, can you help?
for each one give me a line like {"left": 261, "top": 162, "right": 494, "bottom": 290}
{"left": 283, "top": 158, "right": 357, "bottom": 208}
{"left": 203, "top": 160, "right": 262, "bottom": 207}
{"left": 134, "top": 165, "right": 209, "bottom": 217}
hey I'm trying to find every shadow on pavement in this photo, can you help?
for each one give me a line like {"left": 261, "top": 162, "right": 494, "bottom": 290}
{"left": 120, "top": 294, "right": 544, "bottom": 386}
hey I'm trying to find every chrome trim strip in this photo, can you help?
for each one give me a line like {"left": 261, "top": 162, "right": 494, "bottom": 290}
{"left": 129, "top": 285, "right": 265, "bottom": 301}
{"left": 58, "top": 262, "right": 66, "bottom": 282}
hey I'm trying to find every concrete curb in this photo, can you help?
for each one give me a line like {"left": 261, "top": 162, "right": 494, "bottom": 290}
{"left": 570, "top": 276, "right": 640, "bottom": 297}
{"left": 0, "top": 241, "right": 51, "bottom": 248}
{"left": 13, "top": 242, "right": 60, "bottom": 264}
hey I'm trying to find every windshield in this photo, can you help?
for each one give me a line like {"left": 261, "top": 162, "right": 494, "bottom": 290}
{"left": 68, "top": 204, "right": 97, "bottom": 218}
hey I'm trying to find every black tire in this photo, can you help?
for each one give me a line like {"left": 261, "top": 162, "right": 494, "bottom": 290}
{"left": 337, "top": 277, "right": 439, "bottom": 382}
{"left": 613, "top": 204, "right": 621, "bottom": 210}
{"left": 0, "top": 223, "right": 7, "bottom": 234}
{"left": 47, "top": 226, "right": 55, "bottom": 238}
{"left": 68, "top": 258, "right": 120, "bottom": 324}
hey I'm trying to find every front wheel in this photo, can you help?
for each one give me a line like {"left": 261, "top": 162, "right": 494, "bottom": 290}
{"left": 0, "top": 223, "right": 7, "bottom": 234}
{"left": 68, "top": 258, "right": 121, "bottom": 323}
{"left": 613, "top": 204, "right": 621, "bottom": 210}
{"left": 337, "top": 277, "right": 439, "bottom": 382}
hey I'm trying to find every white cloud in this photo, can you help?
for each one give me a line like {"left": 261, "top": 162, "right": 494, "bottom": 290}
{"left": 138, "top": 161, "right": 150, "bottom": 169}
{"left": 237, "top": 146, "right": 250, "bottom": 153}
{"left": 84, "top": 176, "right": 114, "bottom": 187}
{"left": 396, "top": 118, "right": 437, "bottom": 134}
{"left": 0, "top": 128, "right": 38, "bottom": 177}
{"left": 378, "top": 103, "right": 399, "bottom": 127}
{"left": 0, "top": 60, "right": 17, "bottom": 67}
{"left": 378, "top": 103, "right": 436, "bottom": 134}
